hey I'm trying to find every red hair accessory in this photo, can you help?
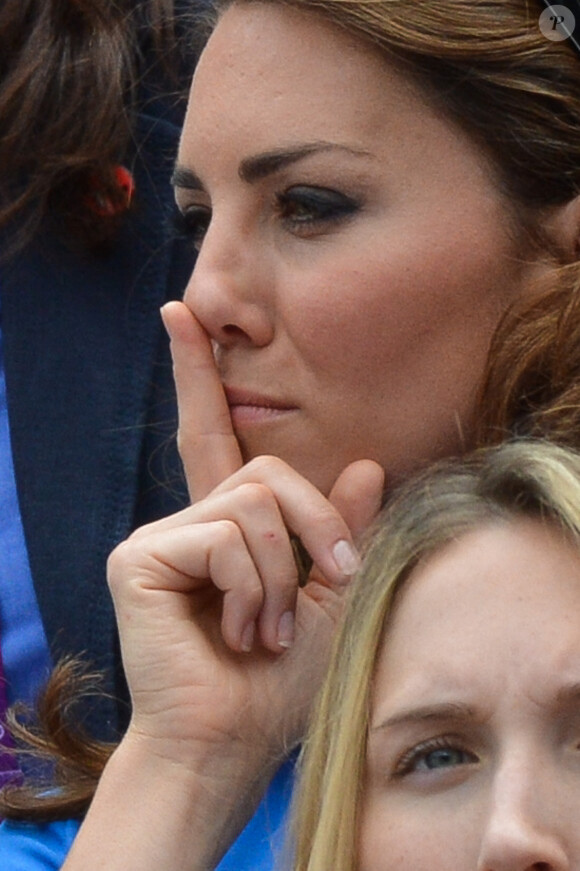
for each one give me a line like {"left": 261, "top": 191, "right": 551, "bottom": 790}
{"left": 85, "top": 165, "right": 135, "bottom": 216}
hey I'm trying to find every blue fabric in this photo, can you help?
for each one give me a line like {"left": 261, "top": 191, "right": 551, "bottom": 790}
{"left": 0, "top": 818, "right": 82, "bottom": 870}
{"left": 216, "top": 753, "right": 295, "bottom": 871}
{"left": 0, "top": 312, "right": 51, "bottom": 708}
{"left": 1, "top": 110, "right": 193, "bottom": 743}
{"left": 0, "top": 756, "right": 295, "bottom": 870}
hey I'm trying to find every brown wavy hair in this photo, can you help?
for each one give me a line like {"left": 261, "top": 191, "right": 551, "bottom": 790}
{"left": 0, "top": 0, "right": 196, "bottom": 251}
{"left": 2, "top": 0, "right": 580, "bottom": 823}
{"left": 0, "top": 659, "right": 115, "bottom": 822}
{"left": 475, "top": 266, "right": 580, "bottom": 448}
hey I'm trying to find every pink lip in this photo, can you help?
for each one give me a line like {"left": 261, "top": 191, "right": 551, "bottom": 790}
{"left": 224, "top": 387, "right": 297, "bottom": 410}
{"left": 224, "top": 386, "right": 298, "bottom": 425}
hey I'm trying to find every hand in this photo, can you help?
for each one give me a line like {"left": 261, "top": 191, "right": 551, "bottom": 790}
{"left": 63, "top": 304, "right": 383, "bottom": 871}
{"left": 107, "top": 301, "right": 384, "bottom": 766}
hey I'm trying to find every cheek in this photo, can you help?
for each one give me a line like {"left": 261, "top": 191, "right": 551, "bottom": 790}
{"left": 358, "top": 798, "right": 429, "bottom": 871}
{"left": 358, "top": 794, "right": 472, "bottom": 871}
{"left": 284, "top": 245, "right": 508, "bottom": 395}
{"left": 271, "top": 220, "right": 527, "bottom": 479}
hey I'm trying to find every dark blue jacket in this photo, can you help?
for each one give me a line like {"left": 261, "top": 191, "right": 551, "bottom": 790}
{"left": 1, "top": 111, "right": 193, "bottom": 742}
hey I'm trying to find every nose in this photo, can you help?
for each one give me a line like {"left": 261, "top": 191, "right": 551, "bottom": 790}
{"left": 182, "top": 217, "right": 274, "bottom": 349}
{"left": 477, "top": 756, "right": 569, "bottom": 871}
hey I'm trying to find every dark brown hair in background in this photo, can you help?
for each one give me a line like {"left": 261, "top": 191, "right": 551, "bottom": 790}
{"left": 0, "top": 0, "right": 195, "bottom": 252}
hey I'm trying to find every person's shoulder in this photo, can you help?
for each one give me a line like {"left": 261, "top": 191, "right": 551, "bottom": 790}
{"left": 0, "top": 816, "right": 81, "bottom": 870}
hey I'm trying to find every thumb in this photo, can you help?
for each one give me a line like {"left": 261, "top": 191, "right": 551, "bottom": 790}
{"left": 299, "top": 459, "right": 384, "bottom": 641}
{"left": 303, "top": 459, "right": 384, "bottom": 602}
{"left": 328, "top": 459, "right": 385, "bottom": 543}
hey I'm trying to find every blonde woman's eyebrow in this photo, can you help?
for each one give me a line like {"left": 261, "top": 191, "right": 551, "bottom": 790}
{"left": 371, "top": 701, "right": 477, "bottom": 732}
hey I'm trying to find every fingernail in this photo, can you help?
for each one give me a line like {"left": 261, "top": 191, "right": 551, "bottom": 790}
{"left": 240, "top": 622, "right": 255, "bottom": 653}
{"left": 332, "top": 539, "right": 361, "bottom": 578}
{"left": 277, "top": 611, "right": 295, "bottom": 649}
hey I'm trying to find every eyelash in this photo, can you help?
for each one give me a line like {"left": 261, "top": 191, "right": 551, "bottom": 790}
{"left": 172, "top": 185, "right": 360, "bottom": 251}
{"left": 275, "top": 185, "right": 360, "bottom": 234}
{"left": 172, "top": 207, "right": 210, "bottom": 252}
{"left": 393, "top": 735, "right": 478, "bottom": 778}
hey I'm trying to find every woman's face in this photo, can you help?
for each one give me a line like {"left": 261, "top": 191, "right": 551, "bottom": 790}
{"left": 361, "top": 518, "right": 580, "bottom": 870}
{"left": 175, "top": 2, "right": 542, "bottom": 495}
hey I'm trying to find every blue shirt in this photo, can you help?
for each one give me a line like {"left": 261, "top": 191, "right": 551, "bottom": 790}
{"left": 0, "top": 752, "right": 296, "bottom": 869}
{"left": 0, "top": 309, "right": 52, "bottom": 707}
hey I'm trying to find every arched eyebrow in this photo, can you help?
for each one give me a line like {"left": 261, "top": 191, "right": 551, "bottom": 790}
{"left": 171, "top": 167, "right": 204, "bottom": 191}
{"left": 171, "top": 141, "right": 371, "bottom": 191}
{"left": 238, "top": 142, "right": 370, "bottom": 183}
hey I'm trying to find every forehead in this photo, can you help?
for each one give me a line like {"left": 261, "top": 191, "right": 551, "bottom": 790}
{"left": 179, "top": 2, "right": 470, "bottom": 171}
{"left": 371, "top": 519, "right": 580, "bottom": 715}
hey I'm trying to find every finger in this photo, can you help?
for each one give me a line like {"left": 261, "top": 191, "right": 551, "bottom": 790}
{"left": 130, "top": 484, "right": 302, "bottom": 654}
{"left": 210, "top": 456, "right": 364, "bottom": 587}
{"left": 220, "top": 483, "right": 299, "bottom": 654}
{"left": 161, "top": 301, "right": 243, "bottom": 500}
{"left": 306, "top": 459, "right": 385, "bottom": 593}
{"left": 109, "top": 521, "right": 266, "bottom": 654}
{"left": 125, "top": 457, "right": 379, "bottom": 651}
{"left": 327, "top": 459, "right": 385, "bottom": 542}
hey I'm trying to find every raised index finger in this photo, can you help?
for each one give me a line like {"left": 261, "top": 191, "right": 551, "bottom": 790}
{"left": 161, "top": 301, "right": 243, "bottom": 501}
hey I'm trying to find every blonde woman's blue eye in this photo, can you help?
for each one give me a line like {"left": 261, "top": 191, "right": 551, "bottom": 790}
{"left": 394, "top": 739, "right": 478, "bottom": 777}
{"left": 276, "top": 186, "right": 359, "bottom": 227}
{"left": 414, "top": 747, "right": 473, "bottom": 772}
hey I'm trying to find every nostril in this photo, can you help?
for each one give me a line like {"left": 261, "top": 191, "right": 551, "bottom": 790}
{"left": 222, "top": 323, "right": 247, "bottom": 337}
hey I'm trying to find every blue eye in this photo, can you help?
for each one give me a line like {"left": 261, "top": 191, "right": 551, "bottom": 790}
{"left": 276, "top": 186, "right": 360, "bottom": 232}
{"left": 172, "top": 206, "right": 211, "bottom": 251}
{"left": 415, "top": 747, "right": 472, "bottom": 771}
{"left": 395, "top": 738, "right": 477, "bottom": 777}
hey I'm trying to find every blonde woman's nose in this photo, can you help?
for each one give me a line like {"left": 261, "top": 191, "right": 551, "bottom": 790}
{"left": 476, "top": 757, "right": 569, "bottom": 871}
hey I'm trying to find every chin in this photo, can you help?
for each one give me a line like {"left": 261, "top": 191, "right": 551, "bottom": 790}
{"left": 238, "top": 440, "right": 336, "bottom": 496}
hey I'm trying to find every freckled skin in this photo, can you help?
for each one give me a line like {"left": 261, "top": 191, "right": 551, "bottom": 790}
{"left": 175, "top": 4, "right": 544, "bottom": 495}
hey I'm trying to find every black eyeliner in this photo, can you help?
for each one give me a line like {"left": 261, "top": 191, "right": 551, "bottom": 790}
{"left": 277, "top": 185, "right": 360, "bottom": 224}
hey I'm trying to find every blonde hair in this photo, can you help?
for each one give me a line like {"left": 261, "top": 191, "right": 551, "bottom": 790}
{"left": 292, "top": 439, "right": 580, "bottom": 871}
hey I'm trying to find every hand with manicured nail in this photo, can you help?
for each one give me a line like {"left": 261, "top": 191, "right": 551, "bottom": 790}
{"left": 107, "top": 301, "right": 383, "bottom": 763}
{"left": 69, "top": 300, "right": 383, "bottom": 871}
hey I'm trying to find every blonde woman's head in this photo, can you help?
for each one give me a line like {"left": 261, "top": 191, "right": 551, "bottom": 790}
{"left": 293, "top": 439, "right": 580, "bottom": 871}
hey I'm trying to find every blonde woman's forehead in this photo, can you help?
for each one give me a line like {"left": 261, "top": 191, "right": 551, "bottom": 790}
{"left": 370, "top": 518, "right": 580, "bottom": 729}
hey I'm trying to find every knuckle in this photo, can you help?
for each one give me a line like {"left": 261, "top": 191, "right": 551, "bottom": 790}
{"left": 176, "top": 430, "right": 199, "bottom": 461}
{"left": 106, "top": 538, "right": 137, "bottom": 590}
{"left": 241, "top": 580, "right": 265, "bottom": 609}
{"left": 214, "top": 518, "right": 242, "bottom": 548}
{"left": 269, "top": 566, "right": 299, "bottom": 595}
{"left": 307, "top": 503, "right": 344, "bottom": 533}
{"left": 236, "top": 481, "right": 275, "bottom": 510}
{"left": 123, "top": 519, "right": 157, "bottom": 543}
{"left": 245, "top": 454, "right": 284, "bottom": 478}
{"left": 225, "top": 573, "right": 264, "bottom": 612}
